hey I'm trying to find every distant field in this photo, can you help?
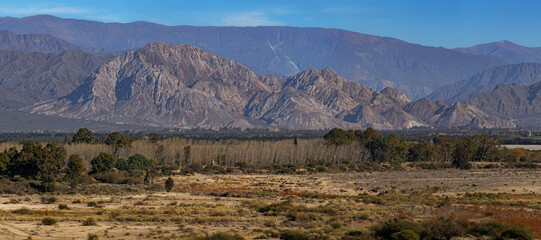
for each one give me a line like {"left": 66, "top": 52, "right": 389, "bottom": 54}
{"left": 504, "top": 144, "right": 541, "bottom": 150}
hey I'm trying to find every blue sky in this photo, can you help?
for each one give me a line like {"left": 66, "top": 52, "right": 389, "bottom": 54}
{"left": 0, "top": 0, "right": 540, "bottom": 48}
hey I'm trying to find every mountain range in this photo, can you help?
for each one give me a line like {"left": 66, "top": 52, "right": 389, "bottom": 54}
{"left": 26, "top": 43, "right": 515, "bottom": 130}
{"left": 455, "top": 41, "right": 541, "bottom": 64}
{"left": 0, "top": 15, "right": 539, "bottom": 130}
{"left": 0, "top": 15, "right": 507, "bottom": 99}
{"left": 428, "top": 63, "right": 541, "bottom": 104}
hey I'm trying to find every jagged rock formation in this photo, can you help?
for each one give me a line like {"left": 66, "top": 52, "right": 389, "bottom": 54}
{"left": 0, "top": 15, "right": 506, "bottom": 99}
{"left": 429, "top": 63, "right": 541, "bottom": 103}
{"left": 0, "top": 50, "right": 110, "bottom": 107}
{"left": 0, "top": 30, "right": 82, "bottom": 54}
{"left": 455, "top": 40, "right": 541, "bottom": 64}
{"left": 466, "top": 82, "right": 541, "bottom": 127}
{"left": 28, "top": 43, "right": 514, "bottom": 130}
{"left": 29, "top": 43, "right": 272, "bottom": 128}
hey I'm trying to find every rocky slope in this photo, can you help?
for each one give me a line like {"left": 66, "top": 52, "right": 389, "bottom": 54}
{"left": 0, "top": 30, "right": 82, "bottom": 54}
{"left": 0, "top": 50, "right": 110, "bottom": 107}
{"left": 455, "top": 41, "right": 541, "bottom": 64}
{"left": 28, "top": 43, "right": 514, "bottom": 130}
{"left": 0, "top": 15, "right": 506, "bottom": 99}
{"left": 429, "top": 63, "right": 541, "bottom": 103}
{"left": 466, "top": 82, "right": 541, "bottom": 127}
{"left": 29, "top": 43, "right": 272, "bottom": 128}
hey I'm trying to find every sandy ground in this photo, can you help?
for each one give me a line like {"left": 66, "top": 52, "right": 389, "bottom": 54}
{"left": 0, "top": 169, "right": 540, "bottom": 239}
{"left": 504, "top": 144, "right": 541, "bottom": 151}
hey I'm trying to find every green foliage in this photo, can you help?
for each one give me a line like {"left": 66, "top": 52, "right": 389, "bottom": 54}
{"left": 72, "top": 128, "right": 95, "bottom": 144}
{"left": 58, "top": 204, "right": 69, "bottom": 210}
{"left": 391, "top": 229, "right": 419, "bottom": 240}
{"left": 198, "top": 232, "right": 245, "bottom": 240}
{"left": 165, "top": 177, "right": 174, "bottom": 192}
{"left": 452, "top": 140, "right": 474, "bottom": 169}
{"left": 280, "top": 230, "right": 310, "bottom": 240}
{"left": 41, "top": 217, "right": 57, "bottom": 225}
{"left": 65, "top": 154, "right": 85, "bottom": 181}
{"left": 373, "top": 219, "right": 424, "bottom": 240}
{"left": 324, "top": 128, "right": 356, "bottom": 145}
{"left": 104, "top": 132, "right": 133, "bottom": 148}
{"left": 7, "top": 142, "right": 65, "bottom": 182}
{"left": 116, "top": 158, "right": 129, "bottom": 171}
{"left": 127, "top": 154, "right": 152, "bottom": 170}
{"left": 0, "top": 152, "right": 8, "bottom": 175}
{"left": 500, "top": 226, "right": 534, "bottom": 240}
{"left": 90, "top": 152, "right": 116, "bottom": 174}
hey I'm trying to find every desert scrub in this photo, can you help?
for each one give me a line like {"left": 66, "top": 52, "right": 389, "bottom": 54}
{"left": 41, "top": 217, "right": 57, "bottom": 225}
{"left": 197, "top": 232, "right": 245, "bottom": 240}
{"left": 82, "top": 217, "right": 97, "bottom": 226}
{"left": 58, "top": 204, "right": 70, "bottom": 210}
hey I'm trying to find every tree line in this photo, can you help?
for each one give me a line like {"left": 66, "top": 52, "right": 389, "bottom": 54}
{"left": 0, "top": 127, "right": 538, "bottom": 193}
{"left": 324, "top": 128, "right": 535, "bottom": 169}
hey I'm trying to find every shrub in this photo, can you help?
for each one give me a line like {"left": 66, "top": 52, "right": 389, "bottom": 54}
{"left": 41, "top": 196, "right": 57, "bottom": 204}
{"left": 87, "top": 233, "right": 99, "bottom": 240}
{"left": 421, "top": 217, "right": 465, "bottom": 239}
{"left": 391, "top": 230, "right": 419, "bottom": 240}
{"left": 82, "top": 217, "right": 97, "bottom": 226}
{"left": 116, "top": 158, "right": 129, "bottom": 171}
{"left": 165, "top": 177, "right": 174, "bottom": 192}
{"left": 90, "top": 152, "right": 116, "bottom": 174}
{"left": 87, "top": 201, "right": 97, "bottom": 207}
{"left": 198, "top": 232, "right": 245, "bottom": 240}
{"left": 342, "top": 230, "right": 372, "bottom": 240}
{"left": 58, "top": 204, "right": 69, "bottom": 210}
{"left": 42, "top": 217, "right": 57, "bottom": 225}
{"left": 93, "top": 171, "right": 126, "bottom": 184}
{"left": 12, "top": 208, "right": 31, "bottom": 214}
{"left": 280, "top": 230, "right": 309, "bottom": 240}
{"left": 373, "top": 219, "right": 424, "bottom": 239}
{"left": 127, "top": 154, "right": 152, "bottom": 170}
{"left": 500, "top": 226, "right": 534, "bottom": 240}
{"left": 65, "top": 154, "right": 85, "bottom": 180}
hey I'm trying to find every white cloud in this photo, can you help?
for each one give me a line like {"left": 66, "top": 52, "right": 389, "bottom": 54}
{"left": 0, "top": 6, "right": 89, "bottom": 16}
{"left": 220, "top": 12, "right": 283, "bottom": 26}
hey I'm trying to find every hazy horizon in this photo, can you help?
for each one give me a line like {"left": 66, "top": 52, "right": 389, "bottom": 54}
{"left": 0, "top": 0, "right": 540, "bottom": 48}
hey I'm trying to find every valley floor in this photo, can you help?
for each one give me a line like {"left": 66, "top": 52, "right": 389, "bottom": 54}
{"left": 1, "top": 169, "right": 541, "bottom": 239}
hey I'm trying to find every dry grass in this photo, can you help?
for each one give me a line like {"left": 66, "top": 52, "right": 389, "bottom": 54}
{"left": 0, "top": 170, "right": 540, "bottom": 239}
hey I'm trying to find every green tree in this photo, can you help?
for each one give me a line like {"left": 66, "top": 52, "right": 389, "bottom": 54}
{"left": 72, "top": 128, "right": 94, "bottom": 144}
{"left": 184, "top": 146, "right": 191, "bottom": 165}
{"left": 116, "top": 158, "right": 129, "bottom": 171}
{"left": 356, "top": 127, "right": 382, "bottom": 145}
{"left": 44, "top": 143, "right": 66, "bottom": 172}
{"left": 65, "top": 154, "right": 85, "bottom": 181}
{"left": 408, "top": 140, "right": 436, "bottom": 162}
{"left": 324, "top": 128, "right": 356, "bottom": 145}
{"left": 127, "top": 154, "right": 152, "bottom": 170}
{"left": 105, "top": 132, "right": 133, "bottom": 149}
{"left": 165, "top": 177, "right": 174, "bottom": 192}
{"left": 452, "top": 139, "right": 475, "bottom": 169}
{"left": 90, "top": 152, "right": 116, "bottom": 174}
{"left": 472, "top": 135, "right": 500, "bottom": 162}
{"left": 0, "top": 152, "right": 9, "bottom": 175}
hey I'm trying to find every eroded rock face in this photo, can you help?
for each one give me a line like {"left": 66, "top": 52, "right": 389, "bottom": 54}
{"left": 28, "top": 43, "right": 515, "bottom": 130}
{"left": 0, "top": 50, "right": 110, "bottom": 107}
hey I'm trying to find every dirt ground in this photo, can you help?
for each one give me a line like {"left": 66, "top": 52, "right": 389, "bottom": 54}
{"left": 1, "top": 169, "right": 540, "bottom": 239}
